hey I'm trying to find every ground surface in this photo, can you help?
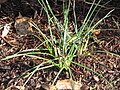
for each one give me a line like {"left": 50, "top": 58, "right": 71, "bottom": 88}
{"left": 0, "top": 0, "right": 120, "bottom": 90}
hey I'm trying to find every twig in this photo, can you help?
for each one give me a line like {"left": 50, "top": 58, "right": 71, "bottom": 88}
{"left": 0, "top": 35, "right": 13, "bottom": 47}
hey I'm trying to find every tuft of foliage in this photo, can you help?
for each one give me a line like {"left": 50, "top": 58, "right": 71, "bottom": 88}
{"left": 2, "top": 0, "right": 114, "bottom": 88}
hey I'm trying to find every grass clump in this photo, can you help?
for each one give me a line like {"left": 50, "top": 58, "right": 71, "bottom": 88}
{"left": 2, "top": 0, "right": 114, "bottom": 88}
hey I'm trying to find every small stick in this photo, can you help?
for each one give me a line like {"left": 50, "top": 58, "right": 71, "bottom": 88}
{"left": 0, "top": 35, "right": 13, "bottom": 47}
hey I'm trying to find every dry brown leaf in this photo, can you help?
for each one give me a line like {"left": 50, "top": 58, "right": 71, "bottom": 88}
{"left": 1, "top": 24, "right": 10, "bottom": 37}
{"left": 55, "top": 79, "right": 82, "bottom": 90}
{"left": 14, "top": 14, "right": 33, "bottom": 35}
{"left": 41, "top": 83, "right": 56, "bottom": 90}
{"left": 91, "top": 29, "right": 101, "bottom": 35}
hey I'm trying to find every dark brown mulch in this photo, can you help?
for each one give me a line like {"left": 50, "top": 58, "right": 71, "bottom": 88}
{"left": 0, "top": 0, "right": 120, "bottom": 90}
